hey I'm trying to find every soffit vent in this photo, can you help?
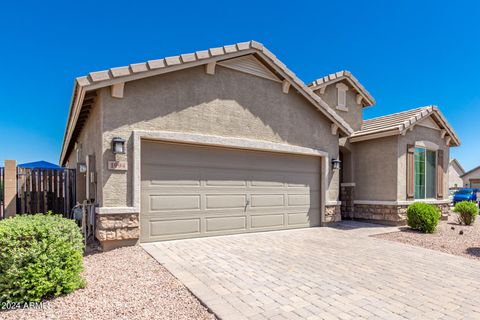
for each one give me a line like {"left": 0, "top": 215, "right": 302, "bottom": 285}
{"left": 218, "top": 55, "right": 281, "bottom": 82}
{"left": 417, "top": 116, "right": 441, "bottom": 131}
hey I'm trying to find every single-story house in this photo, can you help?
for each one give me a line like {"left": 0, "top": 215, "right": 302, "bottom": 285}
{"left": 461, "top": 165, "right": 480, "bottom": 188}
{"left": 60, "top": 41, "right": 460, "bottom": 249}
{"left": 448, "top": 159, "right": 465, "bottom": 190}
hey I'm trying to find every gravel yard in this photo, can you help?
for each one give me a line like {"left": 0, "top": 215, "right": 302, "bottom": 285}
{"left": 2, "top": 246, "right": 215, "bottom": 320}
{"left": 374, "top": 213, "right": 480, "bottom": 260}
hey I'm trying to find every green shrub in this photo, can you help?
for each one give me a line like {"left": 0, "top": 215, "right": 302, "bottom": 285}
{"left": 454, "top": 201, "right": 478, "bottom": 225}
{"left": 0, "top": 214, "right": 85, "bottom": 303}
{"left": 407, "top": 202, "right": 440, "bottom": 233}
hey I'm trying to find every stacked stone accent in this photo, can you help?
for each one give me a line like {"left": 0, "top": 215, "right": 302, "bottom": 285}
{"left": 96, "top": 213, "right": 140, "bottom": 241}
{"left": 437, "top": 203, "right": 450, "bottom": 220}
{"left": 354, "top": 203, "right": 451, "bottom": 225}
{"left": 354, "top": 204, "right": 408, "bottom": 225}
{"left": 340, "top": 184, "right": 355, "bottom": 220}
{"left": 325, "top": 205, "right": 341, "bottom": 223}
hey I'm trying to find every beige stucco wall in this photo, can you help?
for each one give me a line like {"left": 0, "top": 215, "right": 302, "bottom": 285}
{"left": 462, "top": 168, "right": 480, "bottom": 187}
{"left": 397, "top": 125, "right": 450, "bottom": 200}
{"left": 65, "top": 97, "right": 103, "bottom": 204}
{"left": 314, "top": 80, "right": 363, "bottom": 131}
{"left": 339, "top": 137, "right": 355, "bottom": 183}
{"left": 99, "top": 65, "right": 340, "bottom": 207}
{"left": 353, "top": 136, "right": 398, "bottom": 201}
{"left": 448, "top": 162, "right": 464, "bottom": 189}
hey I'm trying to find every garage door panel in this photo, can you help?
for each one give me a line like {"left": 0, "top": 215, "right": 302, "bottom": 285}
{"left": 150, "top": 194, "right": 201, "bottom": 211}
{"left": 205, "top": 194, "right": 247, "bottom": 209}
{"left": 251, "top": 214, "right": 284, "bottom": 228}
{"left": 288, "top": 212, "right": 307, "bottom": 225}
{"left": 141, "top": 141, "right": 321, "bottom": 242}
{"left": 148, "top": 218, "right": 201, "bottom": 237}
{"left": 205, "top": 216, "right": 247, "bottom": 232}
{"left": 143, "top": 164, "right": 201, "bottom": 186}
{"left": 250, "top": 194, "right": 285, "bottom": 207}
{"left": 287, "top": 194, "right": 310, "bottom": 206}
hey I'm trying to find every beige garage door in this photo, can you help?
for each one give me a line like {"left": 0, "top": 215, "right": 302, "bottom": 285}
{"left": 140, "top": 141, "right": 321, "bottom": 242}
{"left": 470, "top": 180, "right": 480, "bottom": 189}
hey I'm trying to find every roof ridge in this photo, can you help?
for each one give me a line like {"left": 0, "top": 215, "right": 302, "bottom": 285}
{"left": 79, "top": 40, "right": 264, "bottom": 85}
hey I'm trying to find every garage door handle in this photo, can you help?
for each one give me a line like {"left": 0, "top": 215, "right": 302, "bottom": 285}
{"left": 245, "top": 199, "right": 250, "bottom": 211}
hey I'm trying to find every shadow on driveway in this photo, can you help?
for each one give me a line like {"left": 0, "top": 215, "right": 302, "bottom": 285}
{"left": 326, "top": 220, "right": 401, "bottom": 236}
{"left": 466, "top": 247, "right": 480, "bottom": 258}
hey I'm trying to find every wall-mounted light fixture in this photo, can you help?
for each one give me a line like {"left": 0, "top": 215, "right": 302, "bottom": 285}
{"left": 78, "top": 163, "right": 87, "bottom": 173}
{"left": 111, "top": 137, "right": 126, "bottom": 154}
{"left": 331, "top": 158, "right": 342, "bottom": 170}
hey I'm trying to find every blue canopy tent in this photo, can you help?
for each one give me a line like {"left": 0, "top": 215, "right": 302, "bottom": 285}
{"left": 18, "top": 161, "right": 61, "bottom": 169}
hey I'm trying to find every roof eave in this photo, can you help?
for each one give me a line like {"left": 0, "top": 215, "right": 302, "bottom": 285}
{"left": 461, "top": 165, "right": 480, "bottom": 178}
{"left": 429, "top": 106, "right": 461, "bottom": 147}
{"left": 349, "top": 127, "right": 401, "bottom": 143}
{"left": 450, "top": 159, "right": 465, "bottom": 174}
{"left": 60, "top": 41, "right": 354, "bottom": 164}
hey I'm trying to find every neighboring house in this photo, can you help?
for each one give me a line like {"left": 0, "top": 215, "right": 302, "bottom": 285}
{"left": 448, "top": 159, "right": 465, "bottom": 190}
{"left": 461, "top": 165, "right": 480, "bottom": 188}
{"left": 59, "top": 41, "right": 460, "bottom": 249}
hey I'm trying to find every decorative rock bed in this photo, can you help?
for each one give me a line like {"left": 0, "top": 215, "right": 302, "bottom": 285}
{"left": 373, "top": 213, "right": 480, "bottom": 260}
{"left": 2, "top": 246, "right": 215, "bottom": 320}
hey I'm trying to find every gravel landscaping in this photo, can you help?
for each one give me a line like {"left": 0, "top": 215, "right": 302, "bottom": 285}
{"left": 2, "top": 246, "right": 215, "bottom": 320}
{"left": 374, "top": 213, "right": 480, "bottom": 260}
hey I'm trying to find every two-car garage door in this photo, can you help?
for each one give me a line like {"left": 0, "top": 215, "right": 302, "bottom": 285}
{"left": 140, "top": 140, "right": 321, "bottom": 242}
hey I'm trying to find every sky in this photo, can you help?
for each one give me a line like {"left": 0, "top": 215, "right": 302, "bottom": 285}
{"left": 0, "top": 0, "right": 478, "bottom": 170}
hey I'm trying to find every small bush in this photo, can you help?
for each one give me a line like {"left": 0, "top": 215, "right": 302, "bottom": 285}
{"left": 454, "top": 201, "right": 478, "bottom": 225}
{"left": 407, "top": 202, "right": 440, "bottom": 233}
{"left": 0, "top": 214, "right": 85, "bottom": 303}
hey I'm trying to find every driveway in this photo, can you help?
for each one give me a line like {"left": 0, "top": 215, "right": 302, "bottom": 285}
{"left": 142, "top": 222, "right": 480, "bottom": 320}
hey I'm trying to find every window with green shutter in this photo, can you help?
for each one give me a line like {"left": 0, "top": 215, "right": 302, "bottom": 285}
{"left": 414, "top": 147, "right": 437, "bottom": 199}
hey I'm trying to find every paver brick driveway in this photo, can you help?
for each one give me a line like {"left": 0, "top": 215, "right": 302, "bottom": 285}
{"left": 142, "top": 222, "right": 480, "bottom": 320}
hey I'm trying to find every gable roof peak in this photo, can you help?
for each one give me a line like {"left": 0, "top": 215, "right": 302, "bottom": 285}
{"left": 308, "top": 70, "right": 375, "bottom": 107}
{"left": 350, "top": 105, "right": 460, "bottom": 146}
{"left": 449, "top": 158, "right": 465, "bottom": 174}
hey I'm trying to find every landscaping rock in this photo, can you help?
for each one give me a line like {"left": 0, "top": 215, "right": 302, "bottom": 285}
{"left": 373, "top": 214, "right": 480, "bottom": 261}
{"left": 2, "top": 246, "right": 214, "bottom": 320}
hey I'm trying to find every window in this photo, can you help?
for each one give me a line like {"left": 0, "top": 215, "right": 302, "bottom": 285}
{"left": 414, "top": 147, "right": 436, "bottom": 199}
{"left": 335, "top": 83, "right": 348, "bottom": 111}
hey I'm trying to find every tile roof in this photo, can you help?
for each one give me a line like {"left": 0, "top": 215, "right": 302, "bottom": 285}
{"left": 308, "top": 70, "right": 375, "bottom": 107}
{"left": 350, "top": 105, "right": 460, "bottom": 146}
{"left": 360, "top": 106, "right": 429, "bottom": 133}
{"left": 60, "top": 41, "right": 355, "bottom": 164}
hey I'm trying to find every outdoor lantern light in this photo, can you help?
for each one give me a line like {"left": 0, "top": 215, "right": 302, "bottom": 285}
{"left": 111, "top": 137, "right": 126, "bottom": 154}
{"left": 331, "top": 158, "right": 342, "bottom": 170}
{"left": 78, "top": 163, "right": 87, "bottom": 173}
